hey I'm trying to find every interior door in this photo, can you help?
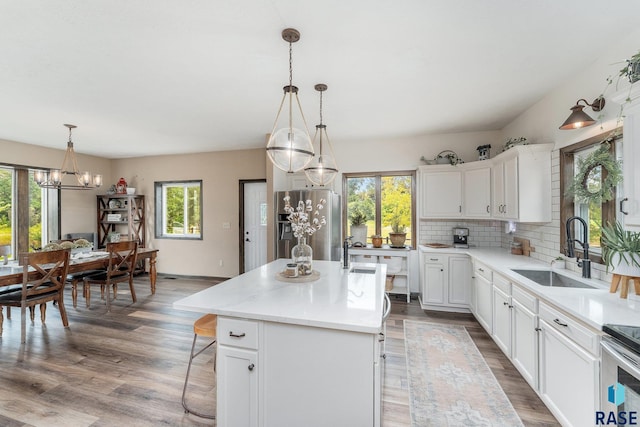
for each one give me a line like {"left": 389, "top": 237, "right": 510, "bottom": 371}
{"left": 243, "top": 181, "right": 267, "bottom": 272}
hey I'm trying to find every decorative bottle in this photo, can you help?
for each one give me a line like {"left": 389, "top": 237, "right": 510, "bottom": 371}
{"left": 292, "top": 236, "right": 313, "bottom": 276}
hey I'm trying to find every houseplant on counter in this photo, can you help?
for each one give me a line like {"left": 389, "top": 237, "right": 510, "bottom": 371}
{"left": 349, "top": 207, "right": 368, "bottom": 246}
{"left": 284, "top": 195, "right": 326, "bottom": 276}
{"left": 601, "top": 221, "right": 640, "bottom": 276}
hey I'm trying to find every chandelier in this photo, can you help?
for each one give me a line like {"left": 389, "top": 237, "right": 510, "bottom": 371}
{"left": 34, "top": 124, "right": 103, "bottom": 190}
{"left": 304, "top": 84, "right": 338, "bottom": 186}
{"left": 266, "top": 28, "right": 314, "bottom": 173}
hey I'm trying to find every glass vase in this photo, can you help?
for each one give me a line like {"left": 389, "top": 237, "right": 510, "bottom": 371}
{"left": 292, "top": 236, "right": 313, "bottom": 276}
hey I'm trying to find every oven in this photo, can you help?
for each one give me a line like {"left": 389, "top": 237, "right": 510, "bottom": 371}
{"left": 601, "top": 333, "right": 640, "bottom": 422}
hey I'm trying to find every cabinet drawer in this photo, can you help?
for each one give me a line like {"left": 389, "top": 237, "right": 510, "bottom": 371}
{"left": 474, "top": 261, "right": 492, "bottom": 282}
{"left": 423, "top": 254, "right": 446, "bottom": 264}
{"left": 512, "top": 285, "right": 537, "bottom": 313}
{"left": 218, "top": 317, "right": 259, "bottom": 350}
{"left": 539, "top": 302, "right": 600, "bottom": 355}
{"left": 493, "top": 273, "right": 511, "bottom": 294}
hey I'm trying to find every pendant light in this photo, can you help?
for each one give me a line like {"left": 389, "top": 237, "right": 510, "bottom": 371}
{"left": 266, "top": 28, "right": 314, "bottom": 173}
{"left": 34, "top": 124, "right": 103, "bottom": 190}
{"left": 304, "top": 84, "right": 338, "bottom": 186}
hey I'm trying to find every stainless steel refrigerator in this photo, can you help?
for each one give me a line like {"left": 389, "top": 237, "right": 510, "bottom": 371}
{"left": 275, "top": 190, "right": 341, "bottom": 261}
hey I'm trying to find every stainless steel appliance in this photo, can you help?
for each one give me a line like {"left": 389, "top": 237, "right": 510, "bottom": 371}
{"left": 453, "top": 227, "right": 469, "bottom": 248}
{"left": 601, "top": 324, "right": 640, "bottom": 418}
{"left": 275, "top": 190, "right": 341, "bottom": 261}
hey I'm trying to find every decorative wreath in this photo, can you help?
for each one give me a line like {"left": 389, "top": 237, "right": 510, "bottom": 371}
{"left": 566, "top": 142, "right": 622, "bottom": 204}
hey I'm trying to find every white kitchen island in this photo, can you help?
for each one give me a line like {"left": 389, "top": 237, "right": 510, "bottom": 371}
{"left": 173, "top": 259, "right": 388, "bottom": 427}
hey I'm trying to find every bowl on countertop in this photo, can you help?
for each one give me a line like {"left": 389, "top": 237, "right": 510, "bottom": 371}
{"left": 126, "top": 187, "right": 136, "bottom": 195}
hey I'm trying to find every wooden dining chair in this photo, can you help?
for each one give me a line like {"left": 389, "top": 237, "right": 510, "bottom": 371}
{"left": 0, "top": 248, "right": 71, "bottom": 343}
{"left": 83, "top": 240, "right": 138, "bottom": 312}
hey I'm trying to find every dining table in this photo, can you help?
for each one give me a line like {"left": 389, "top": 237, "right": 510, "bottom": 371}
{"left": 0, "top": 247, "right": 159, "bottom": 293}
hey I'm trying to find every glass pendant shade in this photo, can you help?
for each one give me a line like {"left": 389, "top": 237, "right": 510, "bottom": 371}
{"left": 266, "top": 28, "right": 314, "bottom": 173}
{"left": 266, "top": 125, "right": 314, "bottom": 173}
{"left": 304, "top": 84, "right": 338, "bottom": 186}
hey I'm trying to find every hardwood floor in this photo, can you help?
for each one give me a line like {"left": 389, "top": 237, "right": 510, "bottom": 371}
{"left": 0, "top": 276, "right": 559, "bottom": 426}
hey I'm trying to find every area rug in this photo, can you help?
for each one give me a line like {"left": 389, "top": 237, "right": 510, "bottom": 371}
{"left": 404, "top": 320, "right": 523, "bottom": 427}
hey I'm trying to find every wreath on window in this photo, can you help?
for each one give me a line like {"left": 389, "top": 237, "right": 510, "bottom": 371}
{"left": 565, "top": 141, "right": 622, "bottom": 204}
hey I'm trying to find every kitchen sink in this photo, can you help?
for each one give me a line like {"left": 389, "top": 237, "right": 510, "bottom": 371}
{"left": 511, "top": 269, "right": 596, "bottom": 289}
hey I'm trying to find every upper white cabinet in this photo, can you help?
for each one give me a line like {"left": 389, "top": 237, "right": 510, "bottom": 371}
{"left": 613, "top": 84, "right": 640, "bottom": 230}
{"left": 463, "top": 165, "right": 492, "bottom": 218}
{"left": 419, "top": 143, "right": 552, "bottom": 222}
{"left": 420, "top": 169, "right": 462, "bottom": 218}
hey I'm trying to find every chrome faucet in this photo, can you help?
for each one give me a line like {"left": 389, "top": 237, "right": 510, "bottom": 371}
{"left": 565, "top": 216, "right": 591, "bottom": 279}
{"left": 343, "top": 236, "right": 353, "bottom": 269}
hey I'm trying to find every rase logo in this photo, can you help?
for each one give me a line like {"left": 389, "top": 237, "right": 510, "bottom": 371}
{"left": 596, "top": 383, "right": 638, "bottom": 425}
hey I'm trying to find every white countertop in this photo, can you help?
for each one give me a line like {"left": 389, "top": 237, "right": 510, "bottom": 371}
{"left": 420, "top": 245, "right": 640, "bottom": 330}
{"left": 173, "top": 259, "right": 387, "bottom": 334}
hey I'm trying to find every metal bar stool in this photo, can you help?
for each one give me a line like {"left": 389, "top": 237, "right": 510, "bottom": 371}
{"left": 182, "top": 313, "right": 217, "bottom": 419}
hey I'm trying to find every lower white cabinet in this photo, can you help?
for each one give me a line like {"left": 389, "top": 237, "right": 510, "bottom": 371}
{"left": 473, "top": 261, "right": 493, "bottom": 333}
{"left": 511, "top": 286, "right": 538, "bottom": 390}
{"left": 217, "top": 317, "right": 260, "bottom": 427}
{"left": 538, "top": 302, "right": 600, "bottom": 427}
{"left": 420, "top": 252, "right": 470, "bottom": 312}
{"left": 491, "top": 274, "right": 512, "bottom": 356}
{"left": 217, "top": 316, "right": 381, "bottom": 427}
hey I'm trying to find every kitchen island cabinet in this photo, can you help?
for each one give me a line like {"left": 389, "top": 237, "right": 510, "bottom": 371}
{"left": 174, "top": 260, "right": 387, "bottom": 427}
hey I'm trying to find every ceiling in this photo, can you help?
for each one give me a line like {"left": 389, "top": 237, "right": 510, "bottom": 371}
{"left": 1, "top": 0, "right": 639, "bottom": 159}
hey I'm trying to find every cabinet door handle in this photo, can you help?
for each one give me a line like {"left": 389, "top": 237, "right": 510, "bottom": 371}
{"left": 503, "top": 301, "right": 509, "bottom": 306}
{"left": 248, "top": 363, "right": 255, "bottom": 371}
{"left": 430, "top": 258, "right": 439, "bottom": 261}
{"left": 486, "top": 205, "right": 490, "bottom": 213}
{"left": 621, "top": 197, "right": 629, "bottom": 215}
{"left": 478, "top": 268, "right": 484, "bottom": 272}
{"left": 459, "top": 205, "right": 462, "bottom": 213}
{"left": 553, "top": 318, "right": 568, "bottom": 327}
{"left": 535, "top": 327, "right": 542, "bottom": 332}
{"left": 229, "top": 331, "right": 246, "bottom": 338}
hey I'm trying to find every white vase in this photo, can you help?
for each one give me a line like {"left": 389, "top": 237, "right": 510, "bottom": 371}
{"left": 609, "top": 252, "right": 640, "bottom": 276}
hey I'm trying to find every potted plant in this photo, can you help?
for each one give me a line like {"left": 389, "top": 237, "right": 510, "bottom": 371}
{"left": 349, "top": 207, "right": 368, "bottom": 246}
{"left": 601, "top": 221, "right": 640, "bottom": 275}
{"left": 619, "top": 50, "right": 640, "bottom": 84}
{"left": 389, "top": 221, "right": 407, "bottom": 248}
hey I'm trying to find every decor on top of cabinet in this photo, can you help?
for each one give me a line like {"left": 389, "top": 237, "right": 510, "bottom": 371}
{"left": 619, "top": 49, "right": 640, "bottom": 84}
{"left": 503, "top": 137, "right": 528, "bottom": 151}
{"left": 283, "top": 195, "right": 326, "bottom": 276}
{"left": 476, "top": 144, "right": 491, "bottom": 160}
{"left": 116, "top": 177, "right": 128, "bottom": 194}
{"left": 601, "top": 221, "right": 640, "bottom": 275}
{"left": 435, "top": 150, "right": 462, "bottom": 165}
{"left": 349, "top": 207, "right": 368, "bottom": 247}
{"left": 565, "top": 141, "right": 622, "bottom": 204}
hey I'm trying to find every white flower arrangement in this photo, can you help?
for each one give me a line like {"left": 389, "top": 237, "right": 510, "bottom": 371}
{"left": 283, "top": 195, "right": 327, "bottom": 238}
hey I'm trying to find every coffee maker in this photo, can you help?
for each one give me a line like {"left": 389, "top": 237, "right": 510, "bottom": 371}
{"left": 453, "top": 227, "right": 469, "bottom": 248}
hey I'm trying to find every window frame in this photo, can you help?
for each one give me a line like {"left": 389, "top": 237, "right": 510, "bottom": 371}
{"left": 342, "top": 170, "right": 416, "bottom": 248}
{"left": 154, "top": 179, "right": 203, "bottom": 240}
{"left": 559, "top": 129, "right": 621, "bottom": 265}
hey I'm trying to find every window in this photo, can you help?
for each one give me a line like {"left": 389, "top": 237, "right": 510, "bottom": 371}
{"left": 343, "top": 171, "right": 416, "bottom": 247}
{"left": 0, "top": 166, "right": 56, "bottom": 259}
{"left": 560, "top": 130, "right": 623, "bottom": 263}
{"left": 155, "top": 180, "right": 202, "bottom": 239}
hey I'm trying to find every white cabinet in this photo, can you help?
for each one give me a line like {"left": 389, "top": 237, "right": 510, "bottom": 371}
{"left": 491, "top": 156, "right": 518, "bottom": 219}
{"left": 511, "top": 286, "right": 539, "bottom": 390}
{"left": 538, "top": 302, "right": 600, "bottom": 427}
{"left": 491, "top": 144, "right": 552, "bottom": 222}
{"left": 420, "top": 252, "right": 470, "bottom": 312}
{"left": 418, "top": 143, "right": 551, "bottom": 222}
{"left": 472, "top": 261, "right": 493, "bottom": 334}
{"left": 217, "top": 317, "right": 260, "bottom": 427}
{"left": 613, "top": 84, "right": 640, "bottom": 230}
{"left": 419, "top": 167, "right": 462, "bottom": 218}
{"left": 463, "top": 165, "right": 491, "bottom": 218}
{"left": 350, "top": 248, "right": 411, "bottom": 302}
{"left": 491, "top": 274, "right": 512, "bottom": 355}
